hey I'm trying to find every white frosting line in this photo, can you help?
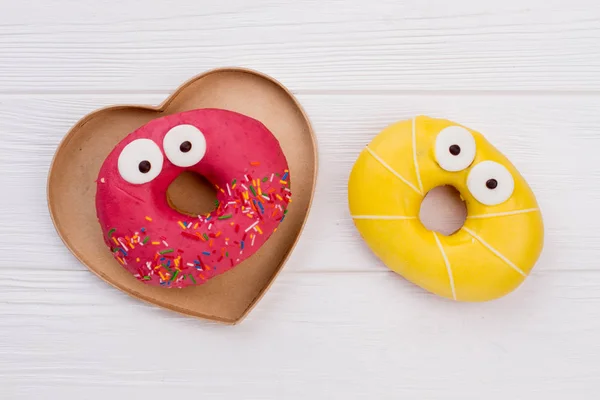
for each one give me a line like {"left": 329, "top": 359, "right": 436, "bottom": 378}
{"left": 462, "top": 226, "right": 526, "bottom": 277}
{"left": 432, "top": 231, "right": 456, "bottom": 300}
{"left": 467, "top": 208, "right": 540, "bottom": 219}
{"left": 351, "top": 215, "right": 416, "bottom": 220}
{"left": 412, "top": 117, "right": 424, "bottom": 193}
{"left": 365, "top": 146, "right": 423, "bottom": 196}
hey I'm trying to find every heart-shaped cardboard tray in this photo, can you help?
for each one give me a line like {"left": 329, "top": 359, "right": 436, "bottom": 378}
{"left": 47, "top": 68, "right": 317, "bottom": 324}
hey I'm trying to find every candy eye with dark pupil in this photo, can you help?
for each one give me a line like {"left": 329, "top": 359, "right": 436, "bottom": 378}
{"left": 138, "top": 160, "right": 151, "bottom": 173}
{"left": 486, "top": 179, "right": 498, "bottom": 189}
{"left": 180, "top": 141, "right": 192, "bottom": 153}
{"left": 449, "top": 144, "right": 461, "bottom": 156}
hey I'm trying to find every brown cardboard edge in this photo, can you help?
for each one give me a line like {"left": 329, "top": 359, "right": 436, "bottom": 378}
{"left": 46, "top": 67, "right": 318, "bottom": 325}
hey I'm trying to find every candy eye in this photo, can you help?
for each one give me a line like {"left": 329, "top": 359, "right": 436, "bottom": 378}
{"left": 467, "top": 161, "right": 515, "bottom": 206}
{"left": 163, "top": 124, "right": 207, "bottom": 167}
{"left": 117, "top": 139, "right": 163, "bottom": 184}
{"left": 434, "top": 126, "right": 476, "bottom": 172}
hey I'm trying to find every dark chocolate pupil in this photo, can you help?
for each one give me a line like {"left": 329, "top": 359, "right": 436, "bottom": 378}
{"left": 180, "top": 141, "right": 192, "bottom": 153}
{"left": 449, "top": 144, "right": 461, "bottom": 156}
{"left": 486, "top": 179, "right": 498, "bottom": 189}
{"left": 138, "top": 160, "right": 151, "bottom": 174}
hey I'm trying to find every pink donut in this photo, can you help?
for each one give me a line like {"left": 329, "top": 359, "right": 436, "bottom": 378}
{"left": 95, "top": 109, "right": 291, "bottom": 288}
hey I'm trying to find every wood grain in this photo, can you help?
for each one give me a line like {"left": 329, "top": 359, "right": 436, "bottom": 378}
{"left": 1, "top": 0, "right": 600, "bottom": 93}
{"left": 2, "top": 269, "right": 600, "bottom": 399}
{"left": 2, "top": 0, "right": 600, "bottom": 398}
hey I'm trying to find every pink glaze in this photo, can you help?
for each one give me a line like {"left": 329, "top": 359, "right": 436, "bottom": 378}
{"left": 95, "top": 109, "right": 291, "bottom": 288}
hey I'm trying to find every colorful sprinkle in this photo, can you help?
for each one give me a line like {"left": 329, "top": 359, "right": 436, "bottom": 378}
{"left": 218, "top": 214, "right": 232, "bottom": 220}
{"left": 159, "top": 249, "right": 174, "bottom": 255}
{"left": 145, "top": 216, "right": 153, "bottom": 221}
{"left": 178, "top": 221, "right": 187, "bottom": 229}
{"left": 107, "top": 228, "right": 116, "bottom": 237}
{"left": 181, "top": 231, "right": 200, "bottom": 241}
{"left": 170, "top": 270, "right": 179, "bottom": 282}
{"left": 245, "top": 220, "right": 259, "bottom": 232}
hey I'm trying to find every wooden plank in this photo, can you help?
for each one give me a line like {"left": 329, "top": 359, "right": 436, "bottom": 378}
{"left": 1, "top": 0, "right": 600, "bottom": 92}
{"left": 2, "top": 269, "right": 599, "bottom": 399}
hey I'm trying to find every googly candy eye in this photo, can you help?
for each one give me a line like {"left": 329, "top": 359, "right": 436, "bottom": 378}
{"left": 467, "top": 161, "right": 515, "bottom": 206}
{"left": 163, "top": 124, "right": 207, "bottom": 167}
{"left": 117, "top": 138, "right": 164, "bottom": 184}
{"left": 434, "top": 126, "right": 476, "bottom": 172}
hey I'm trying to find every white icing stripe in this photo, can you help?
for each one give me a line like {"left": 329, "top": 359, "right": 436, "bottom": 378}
{"left": 352, "top": 215, "right": 416, "bottom": 220}
{"left": 432, "top": 231, "right": 457, "bottom": 300}
{"left": 467, "top": 208, "right": 540, "bottom": 219}
{"left": 412, "top": 117, "right": 424, "bottom": 193}
{"left": 462, "top": 226, "right": 526, "bottom": 277}
{"left": 365, "top": 146, "right": 423, "bottom": 196}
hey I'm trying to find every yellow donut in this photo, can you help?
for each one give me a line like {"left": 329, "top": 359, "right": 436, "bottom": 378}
{"left": 348, "top": 115, "right": 544, "bottom": 301}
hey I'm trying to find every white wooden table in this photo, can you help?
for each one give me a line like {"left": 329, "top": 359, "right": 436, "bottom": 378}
{"left": 2, "top": 1, "right": 600, "bottom": 398}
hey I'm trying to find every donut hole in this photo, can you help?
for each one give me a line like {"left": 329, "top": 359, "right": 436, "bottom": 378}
{"left": 166, "top": 171, "right": 218, "bottom": 216}
{"left": 419, "top": 185, "right": 467, "bottom": 236}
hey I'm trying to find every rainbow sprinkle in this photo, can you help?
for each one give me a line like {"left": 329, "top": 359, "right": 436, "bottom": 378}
{"left": 107, "top": 167, "right": 291, "bottom": 288}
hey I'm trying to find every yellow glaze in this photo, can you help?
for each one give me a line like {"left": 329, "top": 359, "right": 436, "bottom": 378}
{"left": 348, "top": 116, "right": 544, "bottom": 301}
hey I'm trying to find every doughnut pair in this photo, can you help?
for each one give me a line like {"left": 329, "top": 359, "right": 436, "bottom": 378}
{"left": 96, "top": 110, "right": 542, "bottom": 301}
